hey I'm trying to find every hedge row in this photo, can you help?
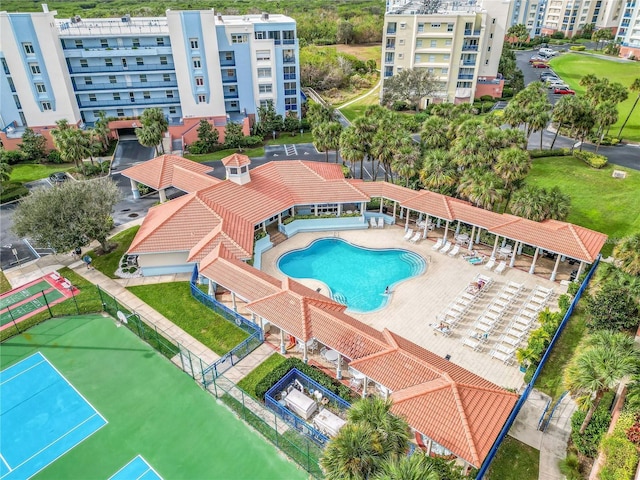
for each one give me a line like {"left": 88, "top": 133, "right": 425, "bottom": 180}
{"left": 599, "top": 411, "right": 639, "bottom": 480}
{"left": 570, "top": 391, "right": 615, "bottom": 457}
{"left": 570, "top": 45, "right": 587, "bottom": 51}
{"left": 529, "top": 148, "right": 572, "bottom": 158}
{"left": 254, "top": 357, "right": 353, "bottom": 402}
{"left": 574, "top": 151, "right": 608, "bottom": 168}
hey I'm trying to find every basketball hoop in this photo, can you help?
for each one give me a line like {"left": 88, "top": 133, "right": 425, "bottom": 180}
{"left": 116, "top": 310, "right": 128, "bottom": 327}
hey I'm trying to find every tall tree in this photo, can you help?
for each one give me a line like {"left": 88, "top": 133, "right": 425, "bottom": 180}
{"left": 507, "top": 24, "right": 529, "bottom": 48}
{"left": 306, "top": 102, "right": 335, "bottom": 128}
{"left": 544, "top": 186, "right": 571, "bottom": 220}
{"left": 336, "top": 20, "right": 355, "bottom": 44}
{"left": 382, "top": 68, "right": 443, "bottom": 111}
{"left": 18, "top": 128, "right": 47, "bottom": 162}
{"left": 392, "top": 142, "right": 420, "bottom": 187}
{"left": 592, "top": 28, "right": 613, "bottom": 50}
{"left": 0, "top": 161, "right": 12, "bottom": 183}
{"left": 223, "top": 121, "right": 244, "bottom": 149}
{"left": 550, "top": 95, "right": 580, "bottom": 149}
{"left": 313, "top": 121, "right": 341, "bottom": 162}
{"left": 371, "top": 452, "right": 439, "bottom": 480}
{"left": 13, "top": 177, "right": 121, "bottom": 253}
{"left": 510, "top": 185, "right": 548, "bottom": 221}
{"left": 93, "top": 110, "right": 111, "bottom": 151}
{"left": 135, "top": 108, "right": 168, "bottom": 154}
{"left": 51, "top": 120, "right": 90, "bottom": 173}
{"left": 419, "top": 149, "right": 458, "bottom": 195}
{"left": 493, "top": 148, "right": 532, "bottom": 209}
{"left": 613, "top": 233, "right": 640, "bottom": 276}
{"left": 618, "top": 78, "right": 640, "bottom": 139}
{"left": 457, "top": 169, "right": 506, "bottom": 210}
{"left": 529, "top": 101, "right": 552, "bottom": 150}
{"left": 593, "top": 101, "right": 618, "bottom": 151}
{"left": 194, "top": 119, "right": 219, "bottom": 153}
{"left": 420, "top": 116, "right": 450, "bottom": 150}
{"left": 564, "top": 331, "right": 639, "bottom": 433}
{"left": 340, "top": 126, "right": 367, "bottom": 179}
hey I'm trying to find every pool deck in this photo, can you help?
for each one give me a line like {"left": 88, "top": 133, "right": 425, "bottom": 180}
{"left": 260, "top": 225, "right": 569, "bottom": 390}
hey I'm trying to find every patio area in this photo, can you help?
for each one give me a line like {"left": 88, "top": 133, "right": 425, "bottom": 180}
{"left": 257, "top": 223, "right": 569, "bottom": 390}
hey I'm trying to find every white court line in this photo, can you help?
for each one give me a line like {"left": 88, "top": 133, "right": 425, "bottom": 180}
{"left": 0, "top": 352, "right": 46, "bottom": 386}
{"left": 108, "top": 455, "right": 163, "bottom": 480}
{"left": 0, "top": 453, "right": 10, "bottom": 473}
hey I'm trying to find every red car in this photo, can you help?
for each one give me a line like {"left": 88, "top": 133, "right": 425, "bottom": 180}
{"left": 531, "top": 62, "right": 549, "bottom": 68}
{"left": 554, "top": 87, "right": 575, "bottom": 95}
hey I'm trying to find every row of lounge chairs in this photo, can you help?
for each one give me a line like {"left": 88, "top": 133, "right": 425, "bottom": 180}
{"left": 403, "top": 228, "right": 422, "bottom": 243}
{"left": 437, "top": 274, "right": 494, "bottom": 330}
{"left": 484, "top": 258, "right": 508, "bottom": 274}
{"left": 370, "top": 217, "right": 385, "bottom": 229}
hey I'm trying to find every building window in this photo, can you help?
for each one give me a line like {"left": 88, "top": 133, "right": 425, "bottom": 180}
{"left": 136, "top": 57, "right": 144, "bottom": 66}
{"left": 431, "top": 23, "right": 441, "bottom": 28}
{"left": 416, "top": 39, "right": 423, "bottom": 48}
{"left": 227, "top": 69, "right": 234, "bottom": 77}
{"left": 30, "top": 63, "right": 41, "bottom": 74}
{"left": 259, "top": 84, "right": 273, "bottom": 94}
{"left": 163, "top": 74, "right": 171, "bottom": 82}
{"left": 399, "top": 39, "right": 405, "bottom": 45}
{"left": 229, "top": 101, "right": 239, "bottom": 108}
{"left": 400, "top": 22, "right": 406, "bottom": 29}
{"left": 157, "top": 37, "right": 165, "bottom": 46}
{"left": 198, "top": 94, "right": 206, "bottom": 102}
{"left": 492, "top": 18, "right": 496, "bottom": 24}
{"left": 443, "top": 54, "right": 450, "bottom": 60}
{"left": 193, "top": 58, "right": 201, "bottom": 68}
{"left": 428, "top": 68, "right": 434, "bottom": 74}
{"left": 132, "top": 38, "right": 140, "bottom": 47}
{"left": 190, "top": 38, "right": 199, "bottom": 49}
{"left": 490, "top": 33, "right": 494, "bottom": 39}
{"left": 255, "top": 31, "right": 265, "bottom": 40}
{"left": 445, "top": 39, "right": 452, "bottom": 46}
{"left": 415, "top": 54, "right": 422, "bottom": 63}
{"left": 75, "top": 40, "right": 83, "bottom": 49}
{"left": 485, "top": 59, "right": 489, "bottom": 65}
{"left": 130, "top": 92, "right": 135, "bottom": 102}
{"left": 1, "top": 58, "right": 9, "bottom": 75}
{"left": 109, "top": 75, "right": 117, "bottom": 84}
{"left": 93, "top": 110, "right": 101, "bottom": 117}
{"left": 35, "top": 83, "right": 46, "bottom": 93}
{"left": 41, "top": 102, "right": 52, "bottom": 110}
{"left": 260, "top": 99, "right": 273, "bottom": 108}
{"left": 283, "top": 30, "right": 295, "bottom": 42}
{"left": 100, "top": 38, "right": 108, "bottom": 48}
{"left": 398, "top": 53, "right": 404, "bottom": 59}
{"left": 140, "top": 74, "right": 147, "bottom": 83}
{"left": 105, "top": 58, "right": 113, "bottom": 67}
{"left": 257, "top": 67, "right": 272, "bottom": 78}
{"left": 158, "top": 57, "right": 167, "bottom": 66}
{"left": 487, "top": 46, "right": 491, "bottom": 51}
{"left": 283, "top": 66, "right": 295, "bottom": 79}
{"left": 84, "top": 76, "right": 92, "bottom": 85}
{"left": 285, "top": 97, "right": 297, "bottom": 110}
{"left": 141, "top": 91, "right": 149, "bottom": 100}
{"left": 430, "top": 40, "right": 437, "bottom": 47}
{"left": 166, "top": 90, "right": 174, "bottom": 98}
{"left": 284, "top": 81, "right": 296, "bottom": 94}
{"left": 256, "top": 50, "right": 270, "bottom": 61}
{"left": 447, "top": 23, "right": 454, "bottom": 32}
{"left": 23, "top": 43, "right": 35, "bottom": 55}
{"left": 117, "top": 109, "right": 125, "bottom": 117}
{"left": 269, "top": 30, "right": 281, "bottom": 42}
{"left": 169, "top": 106, "right": 176, "bottom": 114}
{"left": 231, "top": 34, "right": 248, "bottom": 44}
{"left": 442, "top": 67, "right": 449, "bottom": 74}
{"left": 195, "top": 77, "right": 204, "bottom": 86}
{"left": 113, "top": 93, "right": 120, "bottom": 100}
{"left": 14, "top": 95, "right": 22, "bottom": 109}
{"left": 8, "top": 78, "right": 16, "bottom": 93}
{"left": 429, "top": 55, "right": 436, "bottom": 62}
{"left": 225, "top": 52, "right": 233, "bottom": 61}
{"left": 418, "top": 23, "right": 424, "bottom": 33}
{"left": 89, "top": 94, "right": 97, "bottom": 102}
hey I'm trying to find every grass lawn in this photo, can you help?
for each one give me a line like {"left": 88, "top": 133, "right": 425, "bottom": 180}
{"left": 0, "top": 271, "right": 11, "bottom": 293}
{"left": 549, "top": 54, "right": 640, "bottom": 142}
{"left": 237, "top": 352, "right": 287, "bottom": 399}
{"left": 334, "top": 44, "right": 382, "bottom": 66}
{"left": 339, "top": 85, "right": 381, "bottom": 123}
{"left": 534, "top": 307, "right": 587, "bottom": 401}
{"left": 86, "top": 226, "right": 140, "bottom": 279}
{"left": 127, "top": 282, "right": 249, "bottom": 355}
{"left": 526, "top": 156, "right": 640, "bottom": 257}
{"left": 9, "top": 162, "right": 75, "bottom": 184}
{"left": 487, "top": 436, "right": 540, "bottom": 480}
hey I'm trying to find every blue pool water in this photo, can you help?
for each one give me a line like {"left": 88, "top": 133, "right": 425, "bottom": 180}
{"left": 277, "top": 238, "right": 425, "bottom": 313}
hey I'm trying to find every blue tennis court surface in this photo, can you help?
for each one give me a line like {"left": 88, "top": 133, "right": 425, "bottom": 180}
{"left": 109, "top": 456, "right": 163, "bottom": 480}
{"left": 0, "top": 352, "right": 107, "bottom": 480}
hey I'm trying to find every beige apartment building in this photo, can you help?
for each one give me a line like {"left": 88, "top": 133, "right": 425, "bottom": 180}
{"left": 381, "top": 0, "right": 513, "bottom": 105}
{"left": 541, "top": 0, "right": 623, "bottom": 37}
{"left": 617, "top": 0, "right": 640, "bottom": 58}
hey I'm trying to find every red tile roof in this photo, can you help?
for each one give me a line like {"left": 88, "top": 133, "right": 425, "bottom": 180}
{"left": 120, "top": 154, "right": 214, "bottom": 191}
{"left": 221, "top": 153, "right": 251, "bottom": 167}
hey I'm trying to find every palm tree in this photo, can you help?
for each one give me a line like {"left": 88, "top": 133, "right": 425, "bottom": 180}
{"left": 419, "top": 150, "right": 457, "bottom": 194}
{"left": 136, "top": 108, "right": 168, "bottom": 154}
{"left": 550, "top": 95, "right": 580, "bottom": 150}
{"left": 307, "top": 102, "right": 335, "bottom": 128}
{"left": 392, "top": 142, "right": 420, "bottom": 187}
{"left": 510, "top": 185, "right": 547, "bottom": 221}
{"left": 313, "top": 122, "right": 334, "bottom": 162}
{"left": 457, "top": 169, "right": 506, "bottom": 210}
{"left": 372, "top": 452, "right": 440, "bottom": 480}
{"left": 529, "top": 101, "right": 552, "bottom": 150}
{"left": 52, "top": 121, "right": 90, "bottom": 172}
{"left": 564, "top": 331, "right": 639, "bottom": 434}
{"left": 494, "top": 148, "right": 531, "bottom": 210}
{"left": 93, "top": 110, "right": 111, "bottom": 151}
{"left": 321, "top": 423, "right": 382, "bottom": 480}
{"left": 420, "top": 116, "right": 449, "bottom": 150}
{"left": 593, "top": 101, "right": 618, "bottom": 152}
{"left": 544, "top": 186, "right": 571, "bottom": 221}
{"left": 325, "top": 121, "right": 343, "bottom": 163}
{"left": 613, "top": 233, "right": 640, "bottom": 276}
{"left": 618, "top": 78, "right": 640, "bottom": 139}
{"left": 340, "top": 127, "right": 367, "bottom": 179}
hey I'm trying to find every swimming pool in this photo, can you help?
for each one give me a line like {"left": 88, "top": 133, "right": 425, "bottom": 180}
{"left": 277, "top": 238, "right": 426, "bottom": 313}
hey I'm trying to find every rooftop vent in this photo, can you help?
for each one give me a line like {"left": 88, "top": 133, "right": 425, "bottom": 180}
{"left": 261, "top": 12, "right": 270, "bottom": 21}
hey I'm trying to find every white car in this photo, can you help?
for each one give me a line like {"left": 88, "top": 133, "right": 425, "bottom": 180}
{"left": 539, "top": 48, "right": 558, "bottom": 56}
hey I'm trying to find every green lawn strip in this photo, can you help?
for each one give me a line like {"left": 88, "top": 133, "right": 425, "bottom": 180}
{"left": 86, "top": 226, "right": 140, "bottom": 279}
{"left": 487, "top": 436, "right": 540, "bottom": 480}
{"left": 8, "top": 163, "right": 75, "bottom": 184}
{"left": 237, "top": 352, "right": 288, "bottom": 399}
{"left": 0, "top": 268, "right": 102, "bottom": 342}
{"left": 533, "top": 307, "right": 587, "bottom": 402}
{"left": 549, "top": 54, "right": 640, "bottom": 141}
{"left": 126, "top": 282, "right": 248, "bottom": 355}
{"left": 0, "top": 271, "right": 11, "bottom": 294}
{"left": 526, "top": 156, "right": 640, "bottom": 257}
{"left": 185, "top": 146, "right": 265, "bottom": 162}
{"left": 267, "top": 132, "right": 314, "bottom": 145}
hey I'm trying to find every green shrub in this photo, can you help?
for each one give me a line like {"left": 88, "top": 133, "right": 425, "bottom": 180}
{"left": 570, "top": 391, "right": 614, "bottom": 457}
{"left": 599, "top": 411, "right": 639, "bottom": 480}
{"left": 0, "top": 149, "right": 26, "bottom": 165}
{"left": 254, "top": 357, "right": 353, "bottom": 402}
{"left": 559, "top": 452, "right": 582, "bottom": 480}
{"left": 242, "top": 135, "right": 264, "bottom": 148}
{"left": 479, "top": 95, "right": 494, "bottom": 102}
{"left": 0, "top": 182, "right": 28, "bottom": 203}
{"left": 570, "top": 45, "right": 587, "bottom": 51}
{"left": 529, "top": 148, "right": 572, "bottom": 158}
{"left": 47, "top": 150, "right": 63, "bottom": 164}
{"left": 551, "top": 32, "right": 565, "bottom": 39}
{"left": 574, "top": 151, "right": 608, "bottom": 169}
{"left": 558, "top": 294, "right": 571, "bottom": 314}
{"left": 567, "top": 282, "right": 580, "bottom": 296}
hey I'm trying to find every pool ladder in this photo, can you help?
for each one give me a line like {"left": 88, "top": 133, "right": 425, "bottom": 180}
{"left": 333, "top": 292, "right": 348, "bottom": 306}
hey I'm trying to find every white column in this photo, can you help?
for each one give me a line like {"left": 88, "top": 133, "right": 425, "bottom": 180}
{"left": 336, "top": 354, "right": 342, "bottom": 380}
{"left": 231, "top": 292, "right": 237, "bottom": 312}
{"left": 550, "top": 254, "right": 561, "bottom": 281}
{"left": 443, "top": 221, "right": 449, "bottom": 242}
{"left": 361, "top": 377, "right": 368, "bottom": 398}
{"left": 510, "top": 241, "right": 519, "bottom": 267}
{"left": 262, "top": 222, "right": 266, "bottom": 233}
{"left": 393, "top": 201, "right": 397, "bottom": 219}
{"left": 426, "top": 438, "right": 433, "bottom": 456}
{"left": 303, "top": 344, "right": 308, "bottom": 363}
{"left": 491, "top": 235, "right": 500, "bottom": 258}
{"left": 405, "top": 210, "right": 410, "bottom": 231}
{"left": 280, "top": 329, "right": 286, "bottom": 354}
{"left": 361, "top": 202, "right": 366, "bottom": 213}
{"left": 422, "top": 215, "right": 430, "bottom": 239}
{"left": 455, "top": 220, "right": 461, "bottom": 235}
{"left": 437, "top": 218, "right": 442, "bottom": 228}
{"left": 130, "top": 178, "right": 140, "bottom": 199}
{"left": 315, "top": 204, "right": 318, "bottom": 216}
{"left": 469, "top": 225, "right": 476, "bottom": 251}
{"left": 576, "top": 261, "right": 585, "bottom": 279}
{"left": 159, "top": 188, "right": 167, "bottom": 203}
{"left": 379, "top": 198, "right": 383, "bottom": 213}
{"left": 278, "top": 213, "right": 282, "bottom": 225}
{"left": 518, "top": 242, "right": 524, "bottom": 255}
{"left": 529, "top": 247, "right": 540, "bottom": 274}
{"left": 476, "top": 227, "right": 481, "bottom": 244}
{"left": 207, "top": 281, "right": 214, "bottom": 296}
{"left": 337, "top": 204, "right": 342, "bottom": 216}
{"left": 400, "top": 206, "right": 404, "bottom": 220}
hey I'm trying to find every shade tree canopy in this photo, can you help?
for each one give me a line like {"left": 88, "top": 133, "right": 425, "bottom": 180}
{"left": 382, "top": 68, "right": 443, "bottom": 111}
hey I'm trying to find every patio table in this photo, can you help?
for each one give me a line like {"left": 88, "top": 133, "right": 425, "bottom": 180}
{"left": 455, "top": 234, "right": 469, "bottom": 244}
{"left": 324, "top": 349, "right": 339, "bottom": 363}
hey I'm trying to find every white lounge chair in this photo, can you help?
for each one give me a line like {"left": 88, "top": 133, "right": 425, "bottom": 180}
{"left": 439, "top": 242, "right": 452, "bottom": 254}
{"left": 484, "top": 258, "right": 496, "bottom": 270}
{"left": 377, "top": 217, "right": 384, "bottom": 228}
{"left": 494, "top": 261, "right": 507, "bottom": 274}
{"left": 448, "top": 244, "right": 460, "bottom": 257}
{"left": 431, "top": 238, "right": 443, "bottom": 250}
{"left": 370, "top": 217, "right": 377, "bottom": 228}
{"left": 403, "top": 228, "right": 414, "bottom": 241}
{"left": 409, "top": 232, "right": 421, "bottom": 243}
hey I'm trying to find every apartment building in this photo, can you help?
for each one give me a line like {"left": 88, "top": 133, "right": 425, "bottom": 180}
{"left": 511, "top": 0, "right": 548, "bottom": 37}
{"left": 381, "top": 0, "right": 513, "bottom": 105}
{"left": 0, "top": 5, "right": 300, "bottom": 150}
{"left": 540, "top": 0, "right": 616, "bottom": 37}
{"left": 616, "top": 1, "right": 640, "bottom": 58}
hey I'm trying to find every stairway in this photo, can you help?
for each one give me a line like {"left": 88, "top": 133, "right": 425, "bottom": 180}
{"left": 269, "top": 231, "right": 288, "bottom": 247}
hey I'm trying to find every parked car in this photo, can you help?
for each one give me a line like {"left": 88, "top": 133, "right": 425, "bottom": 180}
{"left": 540, "top": 72, "right": 558, "bottom": 80}
{"left": 531, "top": 62, "right": 549, "bottom": 69}
{"left": 553, "top": 87, "right": 575, "bottom": 95}
{"left": 539, "top": 48, "right": 558, "bottom": 56}
{"left": 547, "top": 81, "right": 569, "bottom": 89}
{"left": 48, "top": 172, "right": 68, "bottom": 184}
{"left": 529, "top": 56, "right": 548, "bottom": 63}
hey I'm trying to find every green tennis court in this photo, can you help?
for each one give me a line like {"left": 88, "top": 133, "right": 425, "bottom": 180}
{"left": 0, "top": 280, "right": 52, "bottom": 310}
{"left": 0, "top": 315, "right": 307, "bottom": 480}
{"left": 0, "top": 289, "right": 64, "bottom": 328}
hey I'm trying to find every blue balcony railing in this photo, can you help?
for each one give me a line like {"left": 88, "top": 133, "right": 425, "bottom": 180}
{"left": 220, "top": 59, "right": 236, "bottom": 67}
{"left": 386, "top": 44, "right": 395, "bottom": 50}
{"left": 283, "top": 39, "right": 296, "bottom": 45}
{"left": 75, "top": 81, "right": 177, "bottom": 91}
{"left": 464, "top": 30, "right": 482, "bottom": 35}
{"left": 78, "top": 97, "right": 179, "bottom": 108}
{"left": 222, "top": 77, "right": 238, "bottom": 83}
{"left": 284, "top": 89, "right": 297, "bottom": 95}
{"left": 68, "top": 63, "right": 175, "bottom": 74}
{"left": 223, "top": 93, "right": 239, "bottom": 99}
{"left": 458, "top": 74, "right": 474, "bottom": 80}
{"left": 283, "top": 56, "right": 296, "bottom": 64}
{"left": 387, "top": 28, "right": 397, "bottom": 34}
{"left": 461, "top": 60, "right": 476, "bottom": 66}
{"left": 462, "top": 45, "right": 479, "bottom": 51}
